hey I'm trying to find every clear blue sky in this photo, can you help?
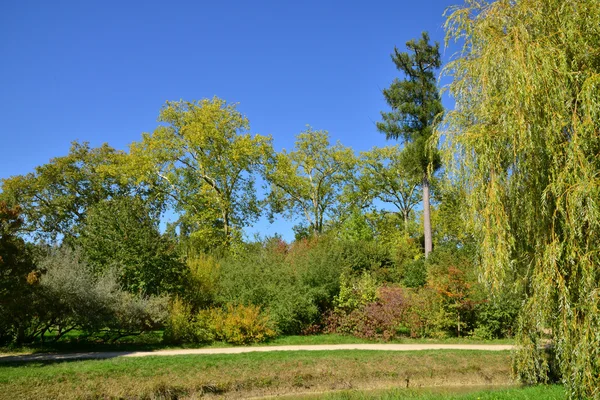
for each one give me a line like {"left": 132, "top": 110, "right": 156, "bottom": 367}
{"left": 1, "top": 0, "right": 458, "bottom": 241}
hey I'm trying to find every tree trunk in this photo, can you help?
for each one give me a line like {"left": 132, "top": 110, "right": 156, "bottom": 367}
{"left": 423, "top": 176, "right": 432, "bottom": 258}
{"left": 403, "top": 209, "right": 409, "bottom": 232}
{"left": 223, "top": 211, "right": 230, "bottom": 243}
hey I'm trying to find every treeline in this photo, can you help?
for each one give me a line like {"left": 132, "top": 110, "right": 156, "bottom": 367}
{"left": 0, "top": 100, "right": 519, "bottom": 346}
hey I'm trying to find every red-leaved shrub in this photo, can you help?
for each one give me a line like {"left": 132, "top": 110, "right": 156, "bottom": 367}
{"left": 325, "top": 285, "right": 412, "bottom": 340}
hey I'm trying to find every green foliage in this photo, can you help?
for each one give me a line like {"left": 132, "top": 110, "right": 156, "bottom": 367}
{"left": 377, "top": 32, "right": 443, "bottom": 173}
{"left": 472, "top": 295, "right": 519, "bottom": 341}
{"left": 34, "top": 247, "right": 169, "bottom": 343}
{"left": 127, "top": 97, "right": 273, "bottom": 246}
{"left": 402, "top": 258, "right": 427, "bottom": 288}
{"left": 183, "top": 253, "right": 220, "bottom": 309}
{"left": 337, "top": 239, "right": 395, "bottom": 276}
{"left": 78, "top": 196, "right": 185, "bottom": 296}
{"left": 334, "top": 271, "right": 379, "bottom": 312}
{"left": 356, "top": 146, "right": 421, "bottom": 231}
{"left": 426, "top": 245, "right": 487, "bottom": 338}
{"left": 265, "top": 127, "right": 356, "bottom": 235}
{"left": 217, "top": 235, "right": 345, "bottom": 334}
{"left": 378, "top": 31, "right": 443, "bottom": 258}
{"left": 337, "top": 208, "right": 374, "bottom": 243}
{"left": 164, "top": 300, "right": 275, "bottom": 345}
{"left": 0, "top": 202, "right": 37, "bottom": 345}
{"left": 430, "top": 181, "right": 472, "bottom": 246}
{"left": 442, "top": 0, "right": 600, "bottom": 395}
{"left": 0, "top": 142, "right": 157, "bottom": 243}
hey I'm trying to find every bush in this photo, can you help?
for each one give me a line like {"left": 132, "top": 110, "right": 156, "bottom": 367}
{"left": 184, "top": 253, "right": 220, "bottom": 308}
{"left": 34, "top": 247, "right": 169, "bottom": 343}
{"left": 206, "top": 304, "right": 275, "bottom": 345}
{"left": 403, "top": 287, "right": 450, "bottom": 338}
{"left": 217, "top": 235, "right": 345, "bottom": 334}
{"left": 334, "top": 271, "right": 378, "bottom": 312}
{"left": 472, "top": 295, "right": 519, "bottom": 339}
{"left": 425, "top": 245, "right": 480, "bottom": 337}
{"left": 326, "top": 285, "right": 412, "bottom": 340}
{"left": 402, "top": 258, "right": 427, "bottom": 287}
{"left": 163, "top": 297, "right": 213, "bottom": 344}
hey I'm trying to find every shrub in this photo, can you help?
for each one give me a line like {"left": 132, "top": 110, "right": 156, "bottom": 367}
{"left": 206, "top": 304, "right": 275, "bottom": 345}
{"left": 326, "top": 285, "right": 412, "bottom": 340}
{"left": 184, "top": 253, "right": 220, "bottom": 309}
{"left": 163, "top": 297, "right": 213, "bottom": 344}
{"left": 334, "top": 271, "right": 378, "bottom": 312}
{"left": 217, "top": 235, "right": 345, "bottom": 334}
{"left": 403, "top": 288, "right": 450, "bottom": 339}
{"left": 472, "top": 295, "right": 520, "bottom": 339}
{"left": 426, "top": 245, "right": 480, "bottom": 337}
{"left": 402, "top": 258, "right": 427, "bottom": 287}
{"left": 34, "top": 247, "right": 169, "bottom": 343}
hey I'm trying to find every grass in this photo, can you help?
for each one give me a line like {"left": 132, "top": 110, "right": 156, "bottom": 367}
{"left": 286, "top": 385, "right": 565, "bottom": 399}
{"left": 264, "top": 335, "right": 514, "bottom": 346}
{"left": 0, "top": 350, "right": 514, "bottom": 399}
{"left": 0, "top": 332, "right": 514, "bottom": 355}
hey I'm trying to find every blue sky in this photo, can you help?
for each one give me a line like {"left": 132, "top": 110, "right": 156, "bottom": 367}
{"left": 1, "top": 0, "right": 458, "bottom": 241}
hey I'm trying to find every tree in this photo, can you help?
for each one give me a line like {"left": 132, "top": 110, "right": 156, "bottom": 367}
{"left": 78, "top": 196, "right": 185, "bottom": 296}
{"left": 0, "top": 202, "right": 36, "bottom": 344}
{"left": 0, "top": 142, "right": 158, "bottom": 243}
{"left": 265, "top": 127, "right": 355, "bottom": 235}
{"left": 357, "top": 146, "right": 421, "bottom": 232}
{"left": 427, "top": 247, "right": 478, "bottom": 337}
{"left": 126, "top": 98, "right": 273, "bottom": 247}
{"left": 442, "top": 0, "right": 600, "bottom": 396}
{"left": 377, "top": 32, "right": 443, "bottom": 258}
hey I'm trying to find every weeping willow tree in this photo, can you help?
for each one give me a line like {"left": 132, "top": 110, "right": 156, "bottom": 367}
{"left": 441, "top": 0, "right": 600, "bottom": 397}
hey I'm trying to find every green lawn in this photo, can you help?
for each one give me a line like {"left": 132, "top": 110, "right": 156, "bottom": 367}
{"left": 290, "top": 385, "right": 565, "bottom": 399}
{"left": 0, "top": 350, "right": 514, "bottom": 399}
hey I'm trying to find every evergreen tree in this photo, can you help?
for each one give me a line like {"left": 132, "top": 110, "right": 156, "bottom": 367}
{"left": 377, "top": 31, "right": 443, "bottom": 258}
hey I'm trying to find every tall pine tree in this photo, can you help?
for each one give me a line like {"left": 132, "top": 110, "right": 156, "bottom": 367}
{"left": 377, "top": 32, "right": 443, "bottom": 258}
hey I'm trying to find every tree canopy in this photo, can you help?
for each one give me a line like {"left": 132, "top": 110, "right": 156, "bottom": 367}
{"left": 265, "top": 127, "right": 355, "bottom": 235}
{"left": 357, "top": 146, "right": 421, "bottom": 232}
{"left": 0, "top": 142, "right": 150, "bottom": 243}
{"left": 126, "top": 97, "right": 273, "bottom": 247}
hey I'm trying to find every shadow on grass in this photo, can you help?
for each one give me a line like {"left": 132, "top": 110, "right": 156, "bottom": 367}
{"left": 0, "top": 350, "right": 136, "bottom": 365}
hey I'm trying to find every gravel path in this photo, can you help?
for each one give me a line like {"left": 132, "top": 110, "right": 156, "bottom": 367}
{"left": 0, "top": 343, "right": 514, "bottom": 363}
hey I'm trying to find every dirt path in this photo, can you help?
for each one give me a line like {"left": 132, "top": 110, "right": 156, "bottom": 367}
{"left": 0, "top": 343, "right": 513, "bottom": 363}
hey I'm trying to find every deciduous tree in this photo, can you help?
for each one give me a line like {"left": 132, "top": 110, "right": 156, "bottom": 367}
{"left": 126, "top": 98, "right": 273, "bottom": 247}
{"left": 0, "top": 202, "right": 36, "bottom": 344}
{"left": 357, "top": 146, "right": 421, "bottom": 232}
{"left": 442, "top": 0, "right": 600, "bottom": 396}
{"left": 78, "top": 196, "right": 185, "bottom": 296}
{"left": 265, "top": 127, "right": 355, "bottom": 235}
{"left": 0, "top": 142, "right": 157, "bottom": 243}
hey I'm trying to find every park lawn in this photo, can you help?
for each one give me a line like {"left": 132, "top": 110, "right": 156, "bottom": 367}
{"left": 0, "top": 350, "right": 514, "bottom": 399}
{"left": 0, "top": 333, "right": 514, "bottom": 355}
{"left": 289, "top": 385, "right": 565, "bottom": 399}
